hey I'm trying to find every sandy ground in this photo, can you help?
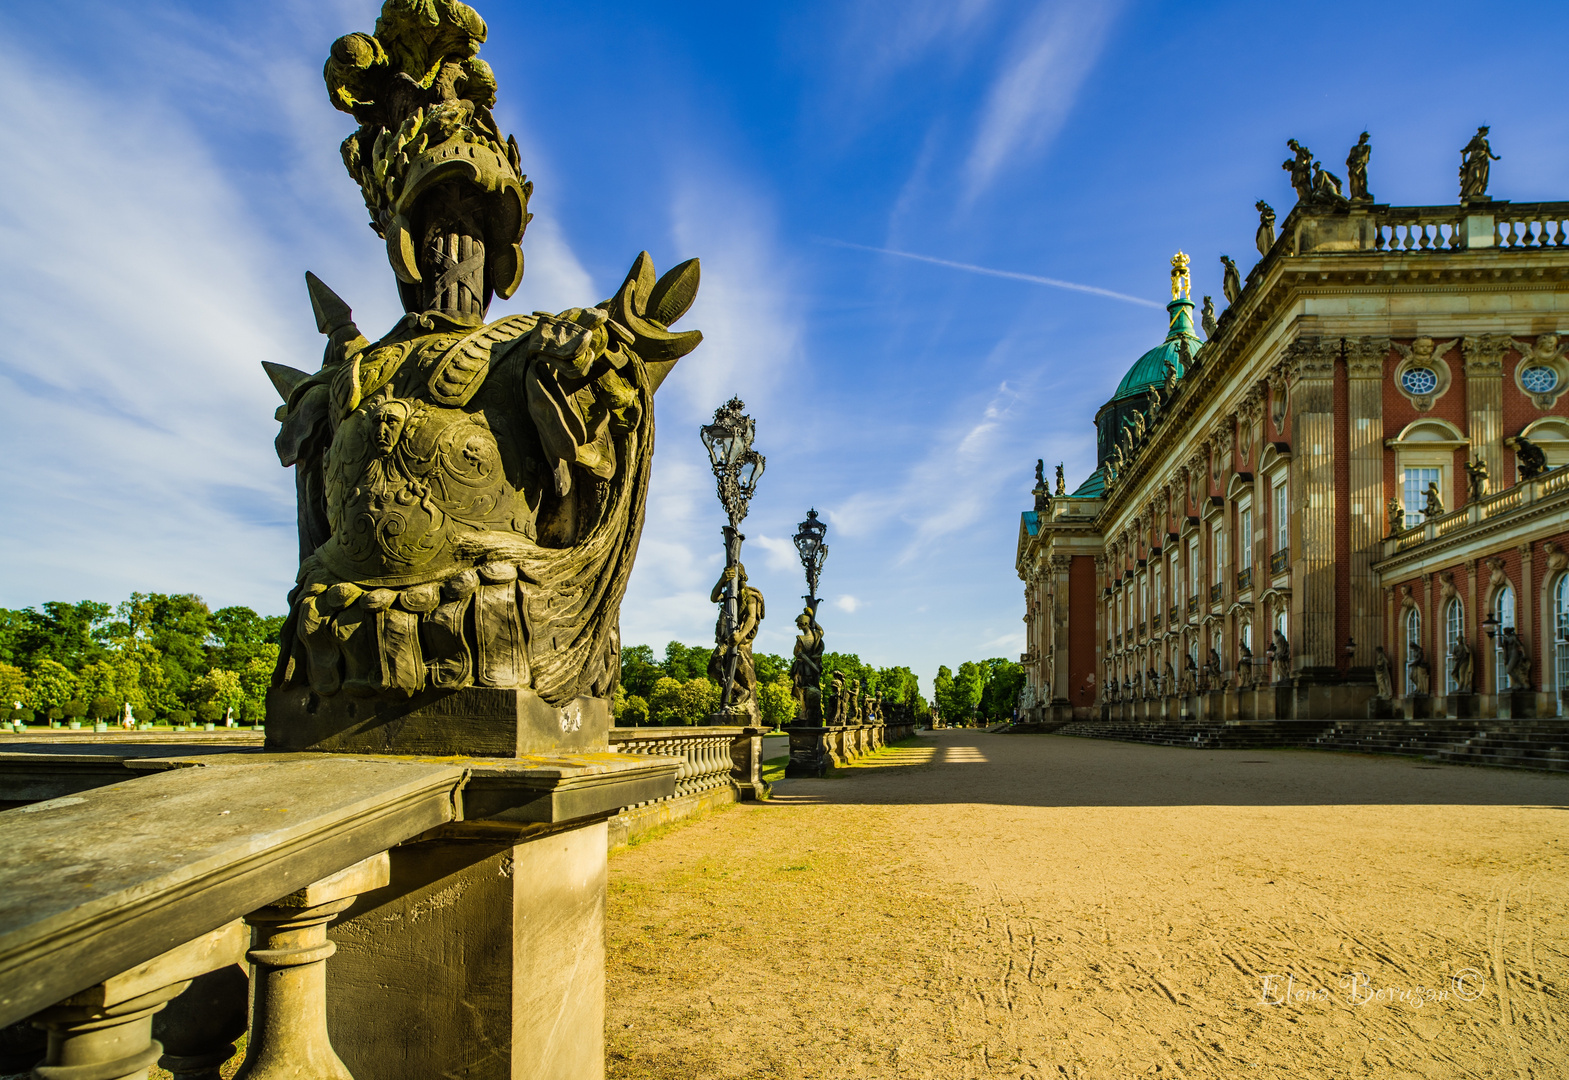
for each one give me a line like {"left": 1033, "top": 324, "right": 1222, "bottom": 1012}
{"left": 605, "top": 730, "right": 1569, "bottom": 1080}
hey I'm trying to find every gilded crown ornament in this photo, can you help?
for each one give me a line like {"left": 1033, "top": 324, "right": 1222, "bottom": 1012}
{"left": 1169, "top": 252, "right": 1191, "bottom": 301}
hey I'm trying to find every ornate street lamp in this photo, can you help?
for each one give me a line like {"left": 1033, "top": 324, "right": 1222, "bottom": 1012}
{"left": 792, "top": 509, "right": 828, "bottom": 612}
{"left": 700, "top": 398, "right": 765, "bottom": 710}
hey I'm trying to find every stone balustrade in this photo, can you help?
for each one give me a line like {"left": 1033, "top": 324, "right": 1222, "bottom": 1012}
{"left": 1380, "top": 463, "right": 1567, "bottom": 559}
{"left": 0, "top": 745, "right": 680, "bottom": 1078}
{"left": 781, "top": 714, "right": 921, "bottom": 779}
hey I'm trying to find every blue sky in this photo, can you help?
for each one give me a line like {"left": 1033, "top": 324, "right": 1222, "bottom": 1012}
{"left": 3, "top": 0, "right": 1568, "bottom": 693}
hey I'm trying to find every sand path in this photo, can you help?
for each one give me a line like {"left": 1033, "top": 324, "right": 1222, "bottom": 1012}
{"left": 606, "top": 730, "right": 1569, "bottom": 1079}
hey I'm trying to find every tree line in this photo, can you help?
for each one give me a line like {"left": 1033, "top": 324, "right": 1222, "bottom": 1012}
{"left": 616, "top": 641, "right": 929, "bottom": 727}
{"left": 0, "top": 596, "right": 283, "bottom": 726}
{"left": 932, "top": 659, "right": 1025, "bottom": 726}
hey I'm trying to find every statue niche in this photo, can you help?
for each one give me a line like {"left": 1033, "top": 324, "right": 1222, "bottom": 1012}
{"left": 265, "top": 2, "right": 703, "bottom": 754}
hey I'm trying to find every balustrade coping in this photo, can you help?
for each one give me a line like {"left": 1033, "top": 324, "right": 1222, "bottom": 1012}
{"left": 609, "top": 725, "right": 752, "bottom": 738}
{"left": 0, "top": 748, "right": 681, "bottom": 1027}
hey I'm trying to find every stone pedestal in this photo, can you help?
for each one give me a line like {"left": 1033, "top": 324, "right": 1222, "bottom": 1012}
{"left": 728, "top": 727, "right": 770, "bottom": 801}
{"left": 265, "top": 686, "right": 609, "bottom": 758}
{"left": 1179, "top": 695, "right": 1198, "bottom": 720}
{"left": 1290, "top": 679, "right": 1375, "bottom": 721}
{"left": 1198, "top": 690, "right": 1230, "bottom": 722}
{"left": 1401, "top": 694, "right": 1435, "bottom": 720}
{"left": 1445, "top": 693, "right": 1481, "bottom": 720}
{"left": 783, "top": 725, "right": 839, "bottom": 777}
{"left": 329, "top": 822, "right": 608, "bottom": 1080}
{"left": 1500, "top": 689, "right": 1539, "bottom": 719}
{"left": 1366, "top": 695, "right": 1396, "bottom": 720}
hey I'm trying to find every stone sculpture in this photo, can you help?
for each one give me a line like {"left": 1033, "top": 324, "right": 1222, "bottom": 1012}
{"left": 1146, "top": 667, "right": 1159, "bottom": 698}
{"left": 1311, "top": 160, "right": 1345, "bottom": 201}
{"left": 1163, "top": 356, "right": 1180, "bottom": 395}
{"left": 1501, "top": 628, "right": 1532, "bottom": 689}
{"left": 1254, "top": 201, "right": 1276, "bottom": 257}
{"left": 1164, "top": 660, "right": 1177, "bottom": 695}
{"left": 1449, "top": 637, "right": 1473, "bottom": 693}
{"left": 1459, "top": 126, "right": 1499, "bottom": 200}
{"left": 1146, "top": 387, "right": 1163, "bottom": 426}
{"left": 1206, "top": 647, "right": 1223, "bottom": 689}
{"left": 1387, "top": 495, "right": 1405, "bottom": 536}
{"left": 790, "top": 606, "right": 824, "bottom": 723}
{"left": 1422, "top": 481, "right": 1444, "bottom": 519}
{"left": 1464, "top": 456, "right": 1489, "bottom": 503}
{"left": 1514, "top": 435, "right": 1548, "bottom": 480}
{"left": 1238, "top": 641, "right": 1254, "bottom": 688}
{"left": 1271, "top": 628, "right": 1290, "bottom": 683}
{"left": 268, "top": 1, "right": 703, "bottom": 737}
{"left": 827, "top": 669, "right": 846, "bottom": 724}
{"left": 1373, "top": 645, "right": 1393, "bottom": 699}
{"left": 1283, "top": 140, "right": 1314, "bottom": 202}
{"left": 1179, "top": 656, "right": 1198, "bottom": 696}
{"left": 1055, "top": 463, "right": 1066, "bottom": 496}
{"left": 1220, "top": 256, "right": 1242, "bottom": 305}
{"left": 709, "top": 563, "right": 764, "bottom": 719}
{"left": 1201, "top": 296, "right": 1218, "bottom": 338}
{"left": 1033, "top": 459, "right": 1050, "bottom": 512}
{"left": 1407, "top": 643, "right": 1430, "bottom": 696}
{"left": 1346, "top": 132, "right": 1373, "bottom": 202}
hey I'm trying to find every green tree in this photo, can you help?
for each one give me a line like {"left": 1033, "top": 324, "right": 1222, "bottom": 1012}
{"left": 63, "top": 699, "right": 87, "bottom": 723}
{"left": 0, "top": 661, "right": 30, "bottom": 709}
{"left": 88, "top": 696, "right": 118, "bottom": 723}
{"left": 754, "top": 652, "right": 790, "bottom": 687}
{"left": 677, "top": 678, "right": 720, "bottom": 724}
{"left": 619, "top": 644, "right": 662, "bottom": 700}
{"left": 756, "top": 677, "right": 795, "bottom": 729}
{"left": 648, "top": 676, "right": 684, "bottom": 725}
{"left": 5, "top": 601, "right": 112, "bottom": 670}
{"left": 621, "top": 695, "right": 650, "bottom": 726}
{"left": 932, "top": 665, "right": 956, "bottom": 723}
{"left": 192, "top": 668, "right": 245, "bottom": 721}
{"left": 978, "top": 658, "right": 1026, "bottom": 722}
{"left": 27, "top": 658, "right": 81, "bottom": 716}
{"left": 663, "top": 641, "right": 710, "bottom": 682}
{"left": 115, "top": 593, "right": 212, "bottom": 706}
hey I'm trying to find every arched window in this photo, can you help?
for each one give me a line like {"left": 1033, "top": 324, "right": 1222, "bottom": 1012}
{"left": 1404, "top": 607, "right": 1423, "bottom": 695}
{"left": 1494, "top": 585, "right": 1516, "bottom": 694}
{"left": 1554, "top": 575, "right": 1569, "bottom": 704}
{"left": 1444, "top": 599, "right": 1464, "bottom": 694}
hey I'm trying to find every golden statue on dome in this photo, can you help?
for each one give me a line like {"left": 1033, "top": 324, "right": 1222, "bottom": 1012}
{"left": 1169, "top": 252, "right": 1191, "bottom": 301}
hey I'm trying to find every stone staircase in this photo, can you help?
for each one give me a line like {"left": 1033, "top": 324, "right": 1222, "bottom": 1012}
{"left": 1041, "top": 717, "right": 1569, "bottom": 772}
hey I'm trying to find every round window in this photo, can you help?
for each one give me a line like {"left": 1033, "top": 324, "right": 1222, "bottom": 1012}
{"left": 1521, "top": 365, "right": 1559, "bottom": 393}
{"left": 1401, "top": 367, "right": 1438, "bottom": 395}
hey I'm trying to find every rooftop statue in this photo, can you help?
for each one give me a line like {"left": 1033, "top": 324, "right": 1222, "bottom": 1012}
{"left": 1162, "top": 356, "right": 1179, "bottom": 395}
{"left": 1254, "top": 201, "right": 1276, "bottom": 257}
{"left": 1220, "top": 256, "right": 1242, "bottom": 305}
{"left": 1200, "top": 296, "right": 1218, "bottom": 339}
{"left": 1283, "top": 140, "right": 1314, "bottom": 202}
{"left": 267, "top": 1, "right": 702, "bottom": 743}
{"left": 1464, "top": 456, "right": 1489, "bottom": 503}
{"left": 1459, "top": 126, "right": 1500, "bottom": 200}
{"left": 1032, "top": 459, "right": 1050, "bottom": 512}
{"left": 1422, "top": 480, "right": 1444, "bottom": 519}
{"left": 1145, "top": 387, "right": 1163, "bottom": 426}
{"left": 1170, "top": 251, "right": 1191, "bottom": 301}
{"left": 1346, "top": 132, "right": 1373, "bottom": 202}
{"left": 1055, "top": 462, "right": 1066, "bottom": 496}
{"left": 1514, "top": 435, "right": 1548, "bottom": 480}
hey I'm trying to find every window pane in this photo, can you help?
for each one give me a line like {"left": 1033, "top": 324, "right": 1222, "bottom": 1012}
{"left": 1403, "top": 467, "right": 1440, "bottom": 528}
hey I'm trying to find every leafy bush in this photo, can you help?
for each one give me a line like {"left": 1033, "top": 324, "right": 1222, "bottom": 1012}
{"left": 756, "top": 677, "right": 796, "bottom": 729}
{"left": 168, "top": 709, "right": 194, "bottom": 727}
{"left": 63, "top": 699, "right": 87, "bottom": 720}
{"left": 620, "top": 694, "right": 650, "bottom": 726}
{"left": 88, "top": 696, "right": 117, "bottom": 722}
{"left": 197, "top": 700, "right": 224, "bottom": 724}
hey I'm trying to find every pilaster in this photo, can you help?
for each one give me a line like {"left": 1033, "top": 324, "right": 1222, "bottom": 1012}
{"left": 1346, "top": 336, "right": 1387, "bottom": 669}
{"left": 1287, "top": 336, "right": 1340, "bottom": 672}
{"left": 1462, "top": 334, "right": 1510, "bottom": 492}
{"left": 1050, "top": 555, "right": 1073, "bottom": 704}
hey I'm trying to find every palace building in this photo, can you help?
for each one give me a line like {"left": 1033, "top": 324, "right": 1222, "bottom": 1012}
{"left": 1016, "top": 142, "right": 1569, "bottom": 724}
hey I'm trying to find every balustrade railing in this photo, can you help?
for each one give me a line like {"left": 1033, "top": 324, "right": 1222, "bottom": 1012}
{"left": 1236, "top": 566, "right": 1253, "bottom": 592}
{"left": 1270, "top": 549, "right": 1289, "bottom": 575}
{"left": 0, "top": 745, "right": 680, "bottom": 1078}
{"left": 1379, "top": 464, "right": 1569, "bottom": 559}
{"left": 610, "top": 726, "right": 745, "bottom": 803}
{"left": 1364, "top": 202, "right": 1569, "bottom": 253}
{"left": 1210, "top": 582, "right": 1224, "bottom": 604}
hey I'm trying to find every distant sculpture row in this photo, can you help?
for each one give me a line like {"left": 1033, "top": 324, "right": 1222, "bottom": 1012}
{"left": 1104, "top": 628, "right": 1292, "bottom": 702}
{"left": 1372, "top": 629, "right": 1531, "bottom": 698}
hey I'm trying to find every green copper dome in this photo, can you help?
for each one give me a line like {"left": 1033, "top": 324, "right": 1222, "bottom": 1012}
{"left": 1110, "top": 298, "right": 1199, "bottom": 402}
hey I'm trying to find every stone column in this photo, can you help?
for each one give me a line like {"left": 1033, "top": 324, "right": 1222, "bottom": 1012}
{"left": 1050, "top": 555, "right": 1073, "bottom": 706}
{"left": 1287, "top": 338, "right": 1340, "bottom": 674}
{"left": 1463, "top": 335, "right": 1510, "bottom": 491}
{"left": 1346, "top": 337, "right": 1388, "bottom": 671}
{"left": 1519, "top": 543, "right": 1535, "bottom": 689}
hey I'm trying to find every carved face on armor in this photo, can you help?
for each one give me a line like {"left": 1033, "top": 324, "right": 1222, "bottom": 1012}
{"left": 371, "top": 399, "right": 410, "bottom": 454}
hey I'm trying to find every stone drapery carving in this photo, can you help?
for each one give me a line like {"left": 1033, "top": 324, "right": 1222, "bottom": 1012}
{"left": 1387, "top": 496, "right": 1404, "bottom": 536}
{"left": 1270, "top": 628, "right": 1290, "bottom": 683}
{"left": 1237, "top": 641, "right": 1253, "bottom": 689}
{"left": 1283, "top": 140, "right": 1314, "bottom": 202}
{"left": 270, "top": 2, "right": 704, "bottom": 714}
{"left": 1422, "top": 481, "right": 1444, "bottom": 519}
{"left": 1464, "top": 456, "right": 1489, "bottom": 503}
{"left": 709, "top": 563, "right": 764, "bottom": 718}
{"left": 1513, "top": 436, "right": 1548, "bottom": 480}
{"left": 1220, "top": 256, "right": 1242, "bottom": 305}
{"left": 1201, "top": 296, "right": 1218, "bottom": 338}
{"left": 1459, "top": 127, "right": 1499, "bottom": 200}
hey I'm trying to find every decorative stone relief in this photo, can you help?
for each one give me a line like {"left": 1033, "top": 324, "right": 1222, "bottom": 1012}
{"left": 1345, "top": 336, "right": 1390, "bottom": 377}
{"left": 1508, "top": 333, "right": 1568, "bottom": 409}
{"left": 1392, "top": 337, "right": 1460, "bottom": 411}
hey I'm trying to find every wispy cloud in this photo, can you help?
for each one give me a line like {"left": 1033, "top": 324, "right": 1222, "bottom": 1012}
{"left": 963, "top": 2, "right": 1121, "bottom": 201}
{"left": 835, "top": 595, "right": 862, "bottom": 614}
{"left": 822, "top": 238, "right": 1159, "bottom": 308}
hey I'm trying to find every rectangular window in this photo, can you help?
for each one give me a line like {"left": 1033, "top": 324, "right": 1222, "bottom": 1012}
{"left": 1239, "top": 502, "right": 1253, "bottom": 570}
{"left": 1273, "top": 479, "right": 1289, "bottom": 553}
{"left": 1403, "top": 467, "right": 1440, "bottom": 528}
{"left": 1188, "top": 537, "right": 1199, "bottom": 596}
{"left": 1213, "top": 527, "right": 1226, "bottom": 585}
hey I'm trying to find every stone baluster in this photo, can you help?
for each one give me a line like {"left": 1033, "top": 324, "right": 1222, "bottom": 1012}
{"left": 232, "top": 853, "right": 390, "bottom": 1080}
{"left": 153, "top": 965, "right": 250, "bottom": 1080}
{"left": 27, "top": 922, "right": 248, "bottom": 1080}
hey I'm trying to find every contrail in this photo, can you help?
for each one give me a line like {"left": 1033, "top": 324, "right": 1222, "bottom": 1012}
{"left": 822, "top": 238, "right": 1161, "bottom": 309}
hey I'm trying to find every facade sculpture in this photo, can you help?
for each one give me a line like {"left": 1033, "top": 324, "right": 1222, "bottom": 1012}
{"left": 1283, "top": 139, "right": 1314, "bottom": 202}
{"left": 1501, "top": 628, "right": 1532, "bottom": 689}
{"left": 1422, "top": 481, "right": 1445, "bottom": 519}
{"left": 1514, "top": 435, "right": 1548, "bottom": 480}
{"left": 1055, "top": 463, "right": 1066, "bottom": 496}
{"left": 1237, "top": 641, "right": 1254, "bottom": 688}
{"left": 267, "top": 2, "right": 703, "bottom": 746}
{"left": 1201, "top": 296, "right": 1218, "bottom": 338}
{"left": 709, "top": 565, "right": 764, "bottom": 720}
{"left": 1407, "top": 642, "right": 1431, "bottom": 695}
{"left": 1464, "top": 456, "right": 1489, "bottom": 503}
{"left": 1270, "top": 629, "right": 1290, "bottom": 684}
{"left": 1387, "top": 496, "right": 1405, "bottom": 536}
{"left": 1459, "top": 127, "right": 1499, "bottom": 199}
{"left": 1346, "top": 132, "right": 1373, "bottom": 202}
{"left": 1374, "top": 646, "right": 1393, "bottom": 699}
{"left": 1220, "top": 256, "right": 1242, "bottom": 305}
{"left": 1254, "top": 201, "right": 1276, "bottom": 257}
{"left": 1449, "top": 636, "right": 1473, "bottom": 693}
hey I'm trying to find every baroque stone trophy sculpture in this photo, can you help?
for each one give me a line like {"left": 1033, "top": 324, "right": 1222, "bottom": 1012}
{"left": 265, "top": 2, "right": 702, "bottom": 754}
